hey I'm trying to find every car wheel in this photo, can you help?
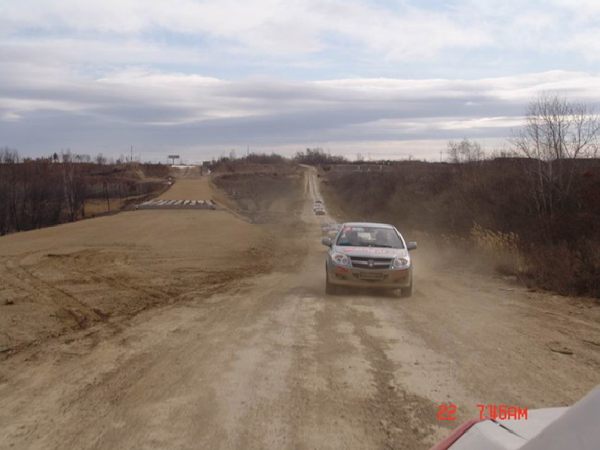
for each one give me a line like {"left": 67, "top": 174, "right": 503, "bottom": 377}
{"left": 325, "top": 271, "right": 337, "bottom": 295}
{"left": 399, "top": 281, "right": 413, "bottom": 298}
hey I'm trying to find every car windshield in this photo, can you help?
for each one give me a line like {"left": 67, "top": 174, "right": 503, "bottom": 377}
{"left": 336, "top": 226, "right": 404, "bottom": 248}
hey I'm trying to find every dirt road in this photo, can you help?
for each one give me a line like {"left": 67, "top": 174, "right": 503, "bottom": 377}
{"left": 1, "top": 168, "right": 598, "bottom": 450}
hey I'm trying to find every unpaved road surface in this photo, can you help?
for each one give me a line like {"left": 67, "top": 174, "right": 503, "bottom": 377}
{"left": 1, "top": 168, "right": 599, "bottom": 450}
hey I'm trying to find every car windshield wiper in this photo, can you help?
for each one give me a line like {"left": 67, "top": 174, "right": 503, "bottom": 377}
{"left": 368, "top": 244, "right": 393, "bottom": 248}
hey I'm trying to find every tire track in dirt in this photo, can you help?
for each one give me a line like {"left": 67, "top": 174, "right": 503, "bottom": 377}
{"left": 3, "top": 254, "right": 104, "bottom": 328}
{"left": 343, "top": 306, "right": 438, "bottom": 450}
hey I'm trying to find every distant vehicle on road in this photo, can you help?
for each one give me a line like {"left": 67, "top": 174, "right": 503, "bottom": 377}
{"left": 322, "top": 222, "right": 417, "bottom": 297}
{"left": 315, "top": 209, "right": 326, "bottom": 215}
{"left": 321, "top": 222, "right": 341, "bottom": 234}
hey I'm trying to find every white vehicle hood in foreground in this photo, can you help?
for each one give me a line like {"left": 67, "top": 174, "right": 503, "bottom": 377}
{"left": 436, "top": 386, "right": 599, "bottom": 450}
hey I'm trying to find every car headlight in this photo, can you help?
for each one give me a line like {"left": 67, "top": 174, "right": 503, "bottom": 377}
{"left": 392, "top": 257, "right": 410, "bottom": 269}
{"left": 331, "top": 252, "right": 350, "bottom": 267}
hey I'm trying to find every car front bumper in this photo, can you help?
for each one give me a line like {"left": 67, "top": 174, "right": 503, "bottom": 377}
{"left": 327, "top": 263, "right": 412, "bottom": 289}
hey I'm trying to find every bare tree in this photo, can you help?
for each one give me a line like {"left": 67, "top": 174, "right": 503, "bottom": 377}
{"left": 447, "top": 138, "right": 485, "bottom": 164}
{"left": 0, "top": 148, "right": 17, "bottom": 234}
{"left": 95, "top": 153, "right": 107, "bottom": 165}
{"left": 61, "top": 150, "right": 86, "bottom": 222}
{"left": 514, "top": 94, "right": 599, "bottom": 161}
{"left": 511, "top": 93, "right": 599, "bottom": 222}
{"left": 293, "top": 148, "right": 347, "bottom": 165}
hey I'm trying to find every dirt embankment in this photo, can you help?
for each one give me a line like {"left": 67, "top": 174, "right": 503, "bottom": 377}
{"left": 0, "top": 173, "right": 304, "bottom": 356}
{"left": 210, "top": 161, "right": 297, "bottom": 175}
{"left": 212, "top": 167, "right": 304, "bottom": 222}
{"left": 211, "top": 166, "right": 309, "bottom": 273}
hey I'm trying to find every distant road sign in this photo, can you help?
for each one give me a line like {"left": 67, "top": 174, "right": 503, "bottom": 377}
{"left": 168, "top": 155, "right": 180, "bottom": 159}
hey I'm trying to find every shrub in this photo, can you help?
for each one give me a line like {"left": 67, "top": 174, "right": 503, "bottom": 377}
{"left": 325, "top": 158, "right": 600, "bottom": 297}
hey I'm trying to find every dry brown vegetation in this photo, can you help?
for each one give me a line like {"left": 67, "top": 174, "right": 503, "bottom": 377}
{"left": 0, "top": 148, "right": 170, "bottom": 235}
{"left": 323, "top": 157, "right": 600, "bottom": 297}
{"left": 212, "top": 164, "right": 304, "bottom": 224}
{"left": 209, "top": 152, "right": 291, "bottom": 174}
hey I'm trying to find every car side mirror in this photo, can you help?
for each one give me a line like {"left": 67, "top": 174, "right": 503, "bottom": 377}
{"left": 322, "top": 237, "right": 332, "bottom": 247}
{"left": 407, "top": 242, "right": 417, "bottom": 251}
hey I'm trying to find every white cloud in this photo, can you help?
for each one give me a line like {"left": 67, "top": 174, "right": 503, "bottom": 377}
{"left": 316, "top": 71, "right": 600, "bottom": 103}
{"left": 1, "top": 0, "right": 598, "bottom": 76}
{"left": 3, "top": 63, "right": 600, "bottom": 159}
{"left": 0, "top": 0, "right": 493, "bottom": 61}
{"left": 0, "top": 112, "right": 23, "bottom": 122}
{"left": 551, "top": 0, "right": 600, "bottom": 17}
{"left": 563, "top": 31, "right": 600, "bottom": 62}
{"left": 1, "top": 0, "right": 598, "bottom": 64}
{"left": 2, "top": 1, "right": 600, "bottom": 158}
{"left": 0, "top": 37, "right": 206, "bottom": 68}
{"left": 439, "top": 117, "right": 524, "bottom": 130}
{"left": 96, "top": 67, "right": 222, "bottom": 87}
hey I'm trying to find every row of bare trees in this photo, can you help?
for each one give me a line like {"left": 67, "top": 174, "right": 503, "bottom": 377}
{"left": 511, "top": 94, "right": 599, "bottom": 232}
{"left": 293, "top": 148, "right": 348, "bottom": 165}
{"left": 448, "top": 94, "right": 599, "bottom": 243}
{"left": 0, "top": 149, "right": 88, "bottom": 235}
{"left": 0, "top": 150, "right": 170, "bottom": 236}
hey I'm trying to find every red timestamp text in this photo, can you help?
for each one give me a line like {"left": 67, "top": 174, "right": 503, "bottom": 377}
{"left": 437, "top": 404, "right": 528, "bottom": 421}
{"left": 437, "top": 404, "right": 457, "bottom": 421}
{"left": 477, "top": 404, "right": 528, "bottom": 420}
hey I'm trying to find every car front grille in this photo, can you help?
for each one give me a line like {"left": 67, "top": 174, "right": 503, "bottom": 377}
{"left": 349, "top": 257, "right": 392, "bottom": 270}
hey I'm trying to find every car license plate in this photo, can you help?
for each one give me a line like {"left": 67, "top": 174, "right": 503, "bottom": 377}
{"left": 359, "top": 272, "right": 384, "bottom": 280}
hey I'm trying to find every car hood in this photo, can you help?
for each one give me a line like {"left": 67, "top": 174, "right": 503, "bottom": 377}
{"left": 333, "top": 246, "right": 408, "bottom": 259}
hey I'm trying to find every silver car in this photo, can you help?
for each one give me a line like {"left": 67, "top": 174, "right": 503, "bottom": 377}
{"left": 322, "top": 222, "right": 417, "bottom": 297}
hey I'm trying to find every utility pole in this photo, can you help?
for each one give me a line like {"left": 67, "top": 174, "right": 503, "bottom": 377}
{"left": 130, "top": 145, "right": 133, "bottom": 163}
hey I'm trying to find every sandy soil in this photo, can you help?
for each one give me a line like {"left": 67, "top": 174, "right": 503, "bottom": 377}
{"left": 0, "top": 175, "right": 277, "bottom": 353}
{"left": 0, "top": 167, "right": 598, "bottom": 450}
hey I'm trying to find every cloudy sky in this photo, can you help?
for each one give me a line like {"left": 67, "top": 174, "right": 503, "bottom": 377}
{"left": 1, "top": 0, "right": 600, "bottom": 162}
